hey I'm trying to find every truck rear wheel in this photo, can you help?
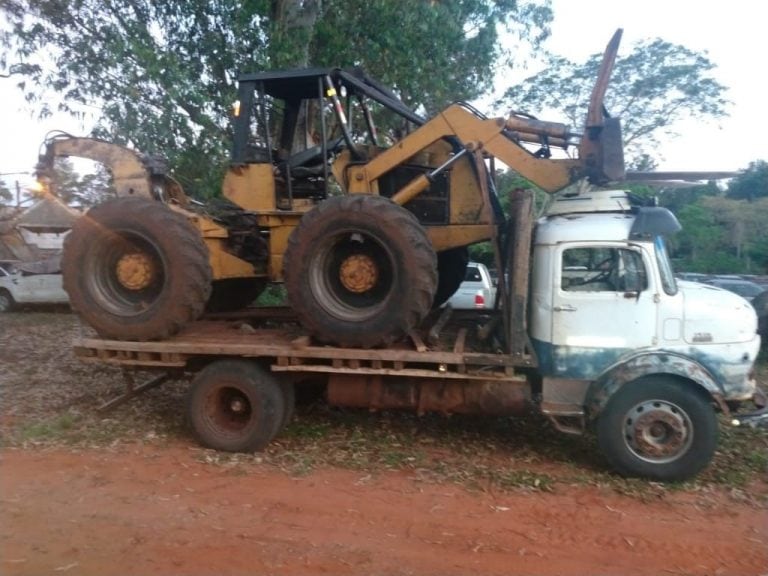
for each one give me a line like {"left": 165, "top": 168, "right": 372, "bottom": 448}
{"left": 596, "top": 377, "right": 717, "bottom": 481}
{"left": 62, "top": 197, "right": 212, "bottom": 340}
{"left": 284, "top": 195, "right": 437, "bottom": 347}
{"left": 187, "top": 359, "right": 286, "bottom": 452}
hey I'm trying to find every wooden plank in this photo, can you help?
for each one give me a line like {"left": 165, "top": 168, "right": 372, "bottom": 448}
{"left": 78, "top": 357, "right": 186, "bottom": 368}
{"left": 453, "top": 328, "right": 468, "bottom": 374}
{"left": 408, "top": 330, "right": 427, "bottom": 353}
{"left": 506, "top": 188, "right": 535, "bottom": 360}
{"left": 270, "top": 364, "right": 515, "bottom": 381}
{"left": 453, "top": 328, "right": 467, "bottom": 354}
{"left": 75, "top": 331, "right": 518, "bottom": 367}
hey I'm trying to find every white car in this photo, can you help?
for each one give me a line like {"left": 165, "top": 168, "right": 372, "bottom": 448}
{"left": 446, "top": 262, "right": 496, "bottom": 309}
{"left": 0, "top": 260, "right": 69, "bottom": 311}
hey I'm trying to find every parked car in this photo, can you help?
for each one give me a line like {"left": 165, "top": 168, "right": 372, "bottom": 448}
{"left": 676, "top": 272, "right": 711, "bottom": 283}
{"left": 0, "top": 260, "right": 69, "bottom": 312}
{"left": 446, "top": 262, "right": 496, "bottom": 309}
{"left": 704, "top": 277, "right": 765, "bottom": 303}
{"left": 746, "top": 288, "right": 767, "bottom": 343}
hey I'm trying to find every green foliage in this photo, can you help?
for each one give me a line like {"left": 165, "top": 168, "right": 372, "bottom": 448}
{"left": 502, "top": 37, "right": 729, "bottom": 164}
{"left": 312, "top": 0, "right": 553, "bottom": 116}
{"left": 468, "top": 168, "right": 548, "bottom": 266}
{"left": 1, "top": 0, "right": 553, "bottom": 197}
{"left": 726, "top": 160, "right": 768, "bottom": 201}
{"left": 667, "top": 177, "right": 768, "bottom": 274}
{"left": 46, "top": 158, "right": 115, "bottom": 207}
{"left": 254, "top": 283, "right": 287, "bottom": 306}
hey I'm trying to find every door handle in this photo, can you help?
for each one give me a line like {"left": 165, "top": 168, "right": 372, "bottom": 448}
{"left": 553, "top": 304, "right": 577, "bottom": 312}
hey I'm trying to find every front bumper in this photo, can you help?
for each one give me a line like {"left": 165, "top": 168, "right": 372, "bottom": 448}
{"left": 730, "top": 390, "right": 768, "bottom": 428}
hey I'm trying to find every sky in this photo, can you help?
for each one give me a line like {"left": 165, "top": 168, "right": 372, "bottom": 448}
{"left": 0, "top": 0, "right": 765, "bottom": 194}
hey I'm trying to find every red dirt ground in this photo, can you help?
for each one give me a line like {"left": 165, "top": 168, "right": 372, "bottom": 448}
{"left": 1, "top": 444, "right": 766, "bottom": 576}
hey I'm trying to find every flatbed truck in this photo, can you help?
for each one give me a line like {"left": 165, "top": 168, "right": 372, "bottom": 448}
{"left": 72, "top": 189, "right": 765, "bottom": 482}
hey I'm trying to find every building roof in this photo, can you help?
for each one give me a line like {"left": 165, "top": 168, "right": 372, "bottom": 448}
{"left": 15, "top": 195, "right": 81, "bottom": 229}
{"left": 0, "top": 230, "right": 37, "bottom": 261}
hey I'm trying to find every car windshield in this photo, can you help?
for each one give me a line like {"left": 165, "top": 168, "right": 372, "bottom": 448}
{"left": 654, "top": 236, "right": 677, "bottom": 295}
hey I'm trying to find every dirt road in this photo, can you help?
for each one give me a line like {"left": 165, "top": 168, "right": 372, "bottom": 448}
{"left": 2, "top": 313, "right": 767, "bottom": 575}
{"left": 2, "top": 444, "right": 766, "bottom": 576}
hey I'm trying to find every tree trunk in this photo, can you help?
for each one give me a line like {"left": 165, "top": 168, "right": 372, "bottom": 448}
{"left": 270, "top": 0, "right": 322, "bottom": 68}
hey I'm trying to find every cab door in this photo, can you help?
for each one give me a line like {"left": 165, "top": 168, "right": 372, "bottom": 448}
{"left": 549, "top": 243, "right": 656, "bottom": 379}
{"left": 15, "top": 271, "right": 44, "bottom": 303}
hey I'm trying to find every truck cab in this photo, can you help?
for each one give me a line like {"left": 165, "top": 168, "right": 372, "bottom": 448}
{"left": 528, "top": 189, "right": 761, "bottom": 477}
{"left": 531, "top": 189, "right": 760, "bottom": 396}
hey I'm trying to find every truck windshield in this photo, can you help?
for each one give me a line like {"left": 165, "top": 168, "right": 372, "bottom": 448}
{"left": 654, "top": 236, "right": 677, "bottom": 295}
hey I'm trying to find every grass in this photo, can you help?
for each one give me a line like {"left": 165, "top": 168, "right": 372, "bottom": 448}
{"left": 19, "top": 413, "right": 77, "bottom": 442}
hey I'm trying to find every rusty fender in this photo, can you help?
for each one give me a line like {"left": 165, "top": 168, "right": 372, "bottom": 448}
{"left": 585, "top": 351, "right": 722, "bottom": 418}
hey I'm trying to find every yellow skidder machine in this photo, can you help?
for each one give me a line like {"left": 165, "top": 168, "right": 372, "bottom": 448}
{"left": 38, "top": 32, "right": 624, "bottom": 346}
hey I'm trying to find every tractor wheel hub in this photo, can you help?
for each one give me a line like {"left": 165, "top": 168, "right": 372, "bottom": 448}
{"left": 339, "top": 254, "right": 378, "bottom": 293}
{"left": 115, "top": 252, "right": 155, "bottom": 291}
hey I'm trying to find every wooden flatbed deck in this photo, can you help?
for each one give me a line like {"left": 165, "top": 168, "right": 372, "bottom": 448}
{"left": 74, "top": 310, "right": 532, "bottom": 382}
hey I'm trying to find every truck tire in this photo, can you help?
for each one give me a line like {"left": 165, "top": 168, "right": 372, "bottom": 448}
{"left": 284, "top": 195, "right": 437, "bottom": 347}
{"left": 187, "top": 359, "right": 286, "bottom": 452}
{"left": 62, "top": 197, "right": 212, "bottom": 340}
{"left": 206, "top": 278, "right": 267, "bottom": 313}
{"left": 596, "top": 377, "right": 717, "bottom": 481}
{"left": 433, "top": 247, "right": 469, "bottom": 307}
{"left": 0, "top": 289, "right": 15, "bottom": 312}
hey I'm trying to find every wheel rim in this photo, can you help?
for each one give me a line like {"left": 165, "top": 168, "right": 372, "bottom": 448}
{"left": 203, "top": 384, "right": 256, "bottom": 438}
{"left": 623, "top": 399, "right": 693, "bottom": 464}
{"left": 308, "top": 229, "right": 395, "bottom": 321}
{"left": 84, "top": 228, "right": 166, "bottom": 317}
{"left": 0, "top": 293, "right": 10, "bottom": 311}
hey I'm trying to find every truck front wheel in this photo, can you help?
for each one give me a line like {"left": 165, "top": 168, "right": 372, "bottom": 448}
{"left": 596, "top": 377, "right": 717, "bottom": 482}
{"left": 187, "top": 359, "right": 286, "bottom": 452}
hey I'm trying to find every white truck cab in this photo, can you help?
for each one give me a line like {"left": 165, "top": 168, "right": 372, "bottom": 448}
{"left": 528, "top": 190, "right": 761, "bottom": 479}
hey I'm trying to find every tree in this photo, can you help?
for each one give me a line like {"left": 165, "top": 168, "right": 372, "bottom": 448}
{"left": 501, "top": 38, "right": 729, "bottom": 164}
{"left": 726, "top": 160, "right": 768, "bottom": 201}
{"left": 701, "top": 196, "right": 768, "bottom": 273}
{"left": 1, "top": 0, "right": 553, "bottom": 197}
{"left": 671, "top": 202, "right": 731, "bottom": 272}
{"left": 41, "top": 158, "right": 115, "bottom": 208}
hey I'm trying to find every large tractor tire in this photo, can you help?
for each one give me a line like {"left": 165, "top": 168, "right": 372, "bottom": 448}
{"left": 284, "top": 195, "right": 437, "bottom": 348}
{"left": 433, "top": 247, "right": 469, "bottom": 307}
{"left": 62, "top": 197, "right": 212, "bottom": 341}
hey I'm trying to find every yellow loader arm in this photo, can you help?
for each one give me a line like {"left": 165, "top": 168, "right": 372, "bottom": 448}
{"left": 341, "top": 30, "right": 625, "bottom": 203}
{"left": 35, "top": 133, "right": 189, "bottom": 206}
